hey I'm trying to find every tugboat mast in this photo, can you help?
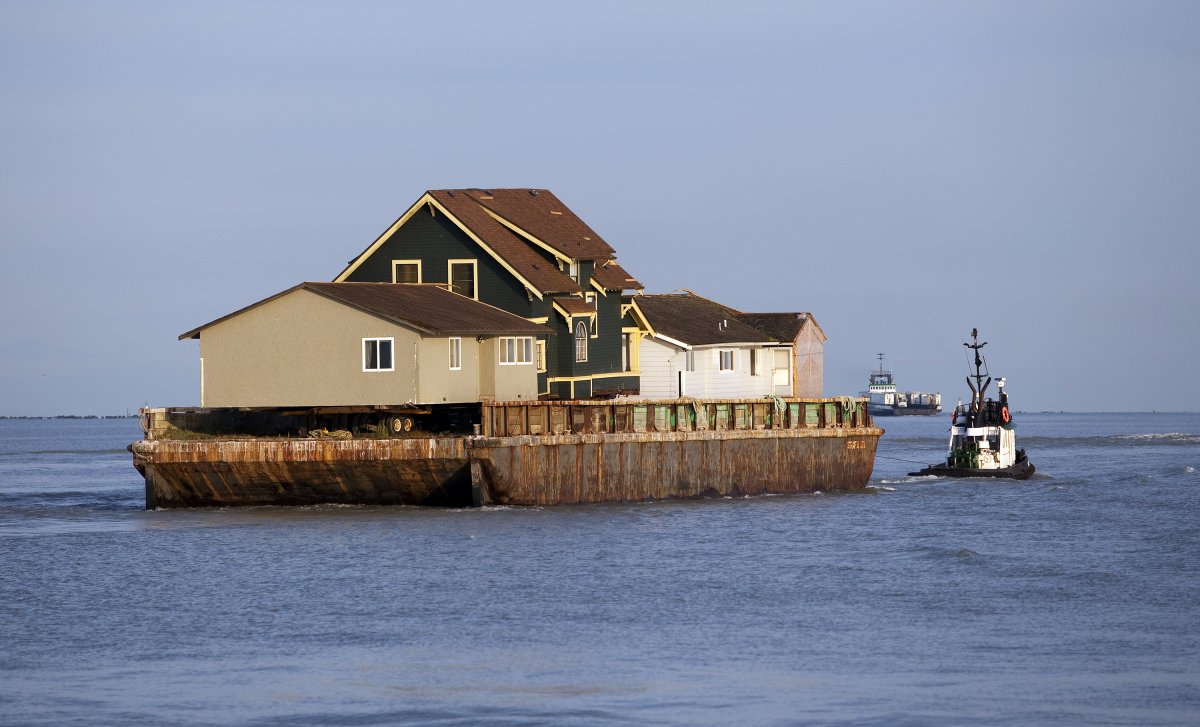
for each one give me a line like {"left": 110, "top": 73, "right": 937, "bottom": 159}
{"left": 963, "top": 328, "right": 991, "bottom": 417}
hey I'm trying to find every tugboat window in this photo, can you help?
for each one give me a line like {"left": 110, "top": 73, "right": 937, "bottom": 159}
{"left": 363, "top": 337, "right": 394, "bottom": 372}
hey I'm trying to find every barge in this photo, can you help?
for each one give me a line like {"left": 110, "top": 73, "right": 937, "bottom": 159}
{"left": 132, "top": 397, "right": 882, "bottom": 508}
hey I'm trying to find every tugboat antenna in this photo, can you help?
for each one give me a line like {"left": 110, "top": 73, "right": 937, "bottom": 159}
{"left": 877, "top": 353, "right": 885, "bottom": 374}
{"left": 963, "top": 328, "right": 990, "bottom": 408}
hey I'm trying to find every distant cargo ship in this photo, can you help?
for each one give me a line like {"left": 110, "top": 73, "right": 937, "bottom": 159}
{"left": 863, "top": 354, "right": 942, "bottom": 416}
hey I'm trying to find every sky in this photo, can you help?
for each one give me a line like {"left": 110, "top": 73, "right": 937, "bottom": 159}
{"left": 1, "top": 1, "right": 1197, "bottom": 415}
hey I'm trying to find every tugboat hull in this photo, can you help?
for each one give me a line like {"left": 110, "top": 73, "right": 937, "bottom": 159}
{"left": 909, "top": 457, "right": 1035, "bottom": 480}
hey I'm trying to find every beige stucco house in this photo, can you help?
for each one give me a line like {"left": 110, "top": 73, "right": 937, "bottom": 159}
{"left": 179, "top": 283, "right": 548, "bottom": 407}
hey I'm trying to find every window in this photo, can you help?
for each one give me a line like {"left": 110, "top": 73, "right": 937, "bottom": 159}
{"left": 567, "top": 261, "right": 579, "bottom": 284}
{"left": 536, "top": 340, "right": 547, "bottom": 372}
{"left": 449, "top": 337, "right": 461, "bottom": 370}
{"left": 750, "top": 349, "right": 759, "bottom": 376}
{"left": 685, "top": 349, "right": 695, "bottom": 372}
{"left": 622, "top": 333, "right": 632, "bottom": 372}
{"left": 448, "top": 259, "right": 477, "bottom": 299}
{"left": 363, "top": 338, "right": 394, "bottom": 372}
{"left": 575, "top": 320, "right": 588, "bottom": 362}
{"left": 719, "top": 349, "right": 734, "bottom": 372}
{"left": 500, "top": 336, "right": 533, "bottom": 365}
{"left": 392, "top": 260, "right": 421, "bottom": 284}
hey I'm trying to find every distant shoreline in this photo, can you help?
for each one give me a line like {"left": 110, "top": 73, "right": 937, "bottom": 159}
{"left": 0, "top": 415, "right": 137, "bottom": 420}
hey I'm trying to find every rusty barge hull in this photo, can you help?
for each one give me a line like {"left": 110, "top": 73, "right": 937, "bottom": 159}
{"left": 133, "top": 427, "right": 882, "bottom": 509}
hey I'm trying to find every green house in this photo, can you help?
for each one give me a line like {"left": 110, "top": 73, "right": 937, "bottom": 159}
{"left": 336, "top": 189, "right": 644, "bottom": 399}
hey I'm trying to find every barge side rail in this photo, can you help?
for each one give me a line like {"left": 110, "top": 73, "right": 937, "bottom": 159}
{"left": 480, "top": 397, "right": 871, "bottom": 438}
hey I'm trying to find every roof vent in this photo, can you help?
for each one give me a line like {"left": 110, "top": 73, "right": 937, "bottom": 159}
{"left": 529, "top": 190, "right": 539, "bottom": 197}
{"left": 550, "top": 210, "right": 563, "bottom": 215}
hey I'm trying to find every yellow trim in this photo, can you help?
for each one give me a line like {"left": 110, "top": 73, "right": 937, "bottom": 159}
{"left": 546, "top": 371, "right": 640, "bottom": 383}
{"left": 335, "top": 194, "right": 433, "bottom": 282}
{"left": 626, "top": 298, "right": 655, "bottom": 336}
{"left": 552, "top": 300, "right": 597, "bottom": 322}
{"left": 585, "top": 292, "right": 599, "bottom": 338}
{"left": 446, "top": 258, "right": 479, "bottom": 300}
{"left": 391, "top": 259, "right": 422, "bottom": 284}
{"left": 589, "top": 278, "right": 608, "bottom": 297}
{"left": 525, "top": 316, "right": 549, "bottom": 324}
{"left": 335, "top": 194, "right": 544, "bottom": 300}
{"left": 480, "top": 208, "right": 573, "bottom": 264}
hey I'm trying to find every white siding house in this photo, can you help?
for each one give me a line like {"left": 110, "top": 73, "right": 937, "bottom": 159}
{"left": 629, "top": 292, "right": 816, "bottom": 400}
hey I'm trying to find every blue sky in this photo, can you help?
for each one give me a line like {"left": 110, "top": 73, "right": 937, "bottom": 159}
{"left": 1, "top": 1, "right": 1197, "bottom": 415}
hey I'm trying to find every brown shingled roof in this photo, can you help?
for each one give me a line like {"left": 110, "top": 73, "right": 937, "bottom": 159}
{"left": 462, "top": 188, "right": 615, "bottom": 260}
{"left": 737, "top": 312, "right": 812, "bottom": 342}
{"left": 591, "top": 259, "right": 643, "bottom": 291}
{"left": 552, "top": 296, "right": 597, "bottom": 317}
{"left": 337, "top": 188, "right": 643, "bottom": 296}
{"left": 180, "top": 283, "right": 549, "bottom": 340}
{"left": 635, "top": 293, "right": 776, "bottom": 346}
{"left": 428, "top": 190, "right": 581, "bottom": 295}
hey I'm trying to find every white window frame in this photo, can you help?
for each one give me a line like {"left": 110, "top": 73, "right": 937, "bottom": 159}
{"left": 685, "top": 349, "right": 695, "bottom": 372}
{"left": 363, "top": 337, "right": 395, "bottom": 372}
{"left": 392, "top": 259, "right": 422, "bottom": 284}
{"left": 447, "top": 259, "right": 478, "bottom": 299}
{"left": 718, "top": 349, "right": 735, "bottom": 373}
{"left": 449, "top": 337, "right": 462, "bottom": 371}
{"left": 575, "top": 320, "right": 588, "bottom": 362}
{"left": 566, "top": 260, "right": 580, "bottom": 284}
{"left": 500, "top": 336, "right": 534, "bottom": 365}
{"left": 750, "top": 349, "right": 759, "bottom": 376}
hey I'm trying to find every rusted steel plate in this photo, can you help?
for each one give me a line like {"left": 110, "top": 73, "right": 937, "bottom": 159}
{"left": 466, "top": 427, "right": 883, "bottom": 506}
{"left": 133, "top": 414, "right": 882, "bottom": 509}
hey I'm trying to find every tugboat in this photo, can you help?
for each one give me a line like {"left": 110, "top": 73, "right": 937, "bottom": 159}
{"left": 908, "top": 329, "right": 1035, "bottom": 480}
{"left": 864, "top": 354, "right": 942, "bottom": 416}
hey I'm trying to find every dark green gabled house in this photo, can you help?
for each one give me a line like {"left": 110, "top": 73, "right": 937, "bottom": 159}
{"left": 335, "top": 188, "right": 644, "bottom": 399}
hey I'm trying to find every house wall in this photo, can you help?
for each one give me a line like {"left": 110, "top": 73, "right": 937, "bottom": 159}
{"left": 794, "top": 326, "right": 825, "bottom": 397}
{"left": 638, "top": 337, "right": 682, "bottom": 398}
{"left": 634, "top": 337, "right": 777, "bottom": 399}
{"left": 417, "top": 336, "right": 479, "bottom": 405}
{"left": 695, "top": 345, "right": 775, "bottom": 399}
{"left": 343, "top": 208, "right": 535, "bottom": 317}
{"left": 197, "top": 289, "right": 540, "bottom": 407}
{"left": 198, "top": 289, "right": 424, "bottom": 407}
{"left": 478, "top": 337, "right": 539, "bottom": 401}
{"left": 343, "top": 204, "right": 633, "bottom": 399}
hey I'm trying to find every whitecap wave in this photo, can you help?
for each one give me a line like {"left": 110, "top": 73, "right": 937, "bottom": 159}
{"left": 1112, "top": 432, "right": 1200, "bottom": 443}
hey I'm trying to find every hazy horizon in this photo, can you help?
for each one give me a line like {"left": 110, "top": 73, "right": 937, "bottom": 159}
{"left": 2, "top": 1, "right": 1197, "bottom": 416}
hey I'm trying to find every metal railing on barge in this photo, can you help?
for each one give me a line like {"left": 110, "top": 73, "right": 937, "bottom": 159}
{"left": 480, "top": 397, "right": 872, "bottom": 438}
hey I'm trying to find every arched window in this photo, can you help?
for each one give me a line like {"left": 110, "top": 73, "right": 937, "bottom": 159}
{"left": 575, "top": 320, "right": 588, "bottom": 362}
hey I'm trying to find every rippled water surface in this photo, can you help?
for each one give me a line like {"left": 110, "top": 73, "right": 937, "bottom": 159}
{"left": 2, "top": 414, "right": 1198, "bottom": 725}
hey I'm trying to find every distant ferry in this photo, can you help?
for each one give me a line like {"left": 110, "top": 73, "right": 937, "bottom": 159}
{"left": 863, "top": 354, "right": 942, "bottom": 416}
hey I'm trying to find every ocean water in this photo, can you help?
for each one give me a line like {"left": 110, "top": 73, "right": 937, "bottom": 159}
{"left": 1, "top": 413, "right": 1198, "bottom": 726}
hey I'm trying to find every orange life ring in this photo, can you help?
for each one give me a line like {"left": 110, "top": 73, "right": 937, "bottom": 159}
{"left": 1001, "top": 406, "right": 1011, "bottom": 424}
